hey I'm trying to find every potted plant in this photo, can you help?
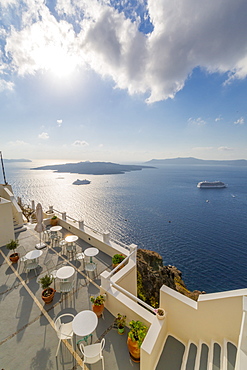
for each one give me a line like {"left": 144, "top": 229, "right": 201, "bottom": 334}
{"left": 155, "top": 307, "right": 166, "bottom": 320}
{"left": 50, "top": 215, "right": 58, "bottom": 226}
{"left": 116, "top": 313, "right": 126, "bottom": 335}
{"left": 39, "top": 274, "right": 56, "bottom": 304}
{"left": 6, "top": 239, "right": 20, "bottom": 263}
{"left": 90, "top": 294, "right": 106, "bottom": 317}
{"left": 127, "top": 320, "right": 148, "bottom": 362}
{"left": 112, "top": 254, "right": 125, "bottom": 270}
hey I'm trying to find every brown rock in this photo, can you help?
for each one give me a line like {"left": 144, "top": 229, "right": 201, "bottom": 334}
{"left": 137, "top": 249, "right": 204, "bottom": 305}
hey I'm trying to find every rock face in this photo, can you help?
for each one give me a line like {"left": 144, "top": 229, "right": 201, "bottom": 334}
{"left": 137, "top": 249, "right": 204, "bottom": 305}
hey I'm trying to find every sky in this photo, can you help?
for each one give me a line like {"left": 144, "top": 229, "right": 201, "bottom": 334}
{"left": 0, "top": 0, "right": 247, "bottom": 163}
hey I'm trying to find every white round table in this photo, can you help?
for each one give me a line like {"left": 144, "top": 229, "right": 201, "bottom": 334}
{"left": 50, "top": 225, "right": 62, "bottom": 232}
{"left": 65, "top": 235, "right": 78, "bottom": 243}
{"left": 84, "top": 247, "right": 99, "bottom": 263}
{"left": 72, "top": 310, "right": 98, "bottom": 337}
{"left": 25, "top": 250, "right": 43, "bottom": 260}
{"left": 56, "top": 266, "right": 75, "bottom": 280}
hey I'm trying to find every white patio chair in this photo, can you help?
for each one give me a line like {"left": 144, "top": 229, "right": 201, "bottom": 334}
{"left": 17, "top": 245, "right": 28, "bottom": 272}
{"left": 66, "top": 243, "right": 76, "bottom": 260}
{"left": 76, "top": 252, "right": 85, "bottom": 269}
{"left": 43, "top": 229, "right": 51, "bottom": 242}
{"left": 26, "top": 258, "right": 39, "bottom": 276}
{"left": 79, "top": 338, "right": 105, "bottom": 370}
{"left": 85, "top": 262, "right": 97, "bottom": 279}
{"left": 54, "top": 313, "right": 74, "bottom": 357}
{"left": 59, "top": 239, "right": 67, "bottom": 254}
{"left": 50, "top": 232, "right": 59, "bottom": 247}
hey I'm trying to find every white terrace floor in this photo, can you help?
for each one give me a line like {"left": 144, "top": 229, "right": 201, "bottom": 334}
{"left": 0, "top": 224, "right": 140, "bottom": 370}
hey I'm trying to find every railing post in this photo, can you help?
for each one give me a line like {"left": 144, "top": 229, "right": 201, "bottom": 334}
{"left": 62, "top": 212, "right": 66, "bottom": 221}
{"left": 103, "top": 231, "right": 110, "bottom": 244}
{"left": 129, "top": 243, "right": 137, "bottom": 263}
{"left": 31, "top": 200, "right": 35, "bottom": 211}
{"left": 100, "top": 271, "right": 111, "bottom": 291}
{"left": 79, "top": 220, "right": 84, "bottom": 230}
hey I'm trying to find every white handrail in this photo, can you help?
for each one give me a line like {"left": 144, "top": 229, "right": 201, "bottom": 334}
{"left": 110, "top": 279, "right": 156, "bottom": 314}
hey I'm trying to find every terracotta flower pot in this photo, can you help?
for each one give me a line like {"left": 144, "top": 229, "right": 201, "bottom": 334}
{"left": 92, "top": 304, "right": 104, "bottom": 317}
{"left": 41, "top": 288, "right": 56, "bottom": 304}
{"left": 10, "top": 253, "right": 19, "bottom": 264}
{"left": 127, "top": 337, "right": 140, "bottom": 362}
{"left": 50, "top": 218, "right": 58, "bottom": 226}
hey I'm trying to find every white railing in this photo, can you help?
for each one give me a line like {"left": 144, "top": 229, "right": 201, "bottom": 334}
{"left": 110, "top": 280, "right": 156, "bottom": 314}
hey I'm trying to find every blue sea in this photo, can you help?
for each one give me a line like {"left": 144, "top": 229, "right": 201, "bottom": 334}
{"left": 2, "top": 160, "right": 247, "bottom": 294}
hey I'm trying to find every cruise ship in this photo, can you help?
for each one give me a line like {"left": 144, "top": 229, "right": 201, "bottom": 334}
{"left": 197, "top": 181, "right": 227, "bottom": 188}
{"left": 0, "top": 182, "right": 246, "bottom": 369}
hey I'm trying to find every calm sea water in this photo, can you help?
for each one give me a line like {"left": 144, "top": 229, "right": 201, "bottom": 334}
{"left": 2, "top": 160, "right": 247, "bottom": 294}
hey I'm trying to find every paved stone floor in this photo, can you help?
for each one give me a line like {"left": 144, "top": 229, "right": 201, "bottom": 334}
{"left": 0, "top": 224, "right": 140, "bottom": 370}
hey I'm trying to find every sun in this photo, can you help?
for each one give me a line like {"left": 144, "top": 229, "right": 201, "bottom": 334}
{"left": 38, "top": 45, "right": 78, "bottom": 78}
{"left": 48, "top": 50, "right": 78, "bottom": 78}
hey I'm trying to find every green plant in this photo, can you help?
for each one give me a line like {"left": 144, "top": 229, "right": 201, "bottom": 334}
{"left": 51, "top": 215, "right": 57, "bottom": 220}
{"left": 90, "top": 294, "right": 106, "bottom": 306}
{"left": 155, "top": 308, "right": 165, "bottom": 316}
{"left": 39, "top": 274, "right": 53, "bottom": 290}
{"left": 116, "top": 313, "right": 126, "bottom": 329}
{"left": 6, "top": 239, "right": 19, "bottom": 253}
{"left": 128, "top": 320, "right": 148, "bottom": 347}
{"left": 112, "top": 254, "right": 125, "bottom": 265}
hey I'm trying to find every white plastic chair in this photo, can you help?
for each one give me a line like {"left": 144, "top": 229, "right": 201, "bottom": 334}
{"left": 66, "top": 243, "right": 76, "bottom": 260}
{"left": 43, "top": 229, "right": 51, "bottom": 242}
{"left": 17, "top": 245, "right": 28, "bottom": 272}
{"left": 85, "top": 262, "right": 97, "bottom": 279}
{"left": 79, "top": 338, "right": 105, "bottom": 370}
{"left": 54, "top": 313, "right": 74, "bottom": 356}
{"left": 76, "top": 252, "right": 85, "bottom": 269}
{"left": 26, "top": 258, "right": 39, "bottom": 276}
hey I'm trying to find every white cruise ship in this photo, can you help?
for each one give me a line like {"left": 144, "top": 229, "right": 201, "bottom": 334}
{"left": 197, "top": 181, "right": 227, "bottom": 188}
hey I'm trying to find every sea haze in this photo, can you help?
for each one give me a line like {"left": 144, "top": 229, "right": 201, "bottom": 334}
{"left": 2, "top": 160, "right": 247, "bottom": 294}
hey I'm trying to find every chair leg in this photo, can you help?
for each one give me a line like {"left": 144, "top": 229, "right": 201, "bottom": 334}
{"left": 56, "top": 339, "right": 61, "bottom": 357}
{"left": 102, "top": 358, "right": 105, "bottom": 370}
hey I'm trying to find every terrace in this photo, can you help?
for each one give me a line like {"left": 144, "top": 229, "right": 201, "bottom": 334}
{"left": 1, "top": 184, "right": 247, "bottom": 370}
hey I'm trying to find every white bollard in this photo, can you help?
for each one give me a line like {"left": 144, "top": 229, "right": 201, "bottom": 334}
{"left": 103, "top": 231, "right": 110, "bottom": 244}
{"left": 79, "top": 220, "right": 84, "bottom": 230}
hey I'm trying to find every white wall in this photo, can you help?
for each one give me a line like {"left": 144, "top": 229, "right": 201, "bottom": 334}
{"left": 160, "top": 285, "right": 245, "bottom": 345}
{"left": 0, "top": 198, "right": 15, "bottom": 247}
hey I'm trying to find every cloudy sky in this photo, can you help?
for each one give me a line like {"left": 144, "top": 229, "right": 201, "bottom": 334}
{"left": 0, "top": 0, "right": 247, "bottom": 162}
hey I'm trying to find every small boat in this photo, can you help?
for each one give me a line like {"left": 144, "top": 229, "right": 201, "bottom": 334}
{"left": 72, "top": 179, "right": 91, "bottom": 185}
{"left": 197, "top": 181, "right": 227, "bottom": 189}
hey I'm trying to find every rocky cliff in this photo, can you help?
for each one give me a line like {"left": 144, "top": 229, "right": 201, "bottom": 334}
{"left": 137, "top": 249, "right": 204, "bottom": 305}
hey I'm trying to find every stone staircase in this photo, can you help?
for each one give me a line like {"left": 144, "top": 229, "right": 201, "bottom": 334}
{"left": 157, "top": 335, "right": 237, "bottom": 370}
{"left": 182, "top": 340, "right": 237, "bottom": 370}
{"left": 13, "top": 218, "right": 26, "bottom": 233}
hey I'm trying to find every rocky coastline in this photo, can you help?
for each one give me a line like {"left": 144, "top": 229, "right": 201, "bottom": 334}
{"left": 137, "top": 249, "right": 205, "bottom": 305}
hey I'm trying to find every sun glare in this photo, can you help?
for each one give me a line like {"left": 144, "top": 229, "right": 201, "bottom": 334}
{"left": 38, "top": 46, "right": 78, "bottom": 78}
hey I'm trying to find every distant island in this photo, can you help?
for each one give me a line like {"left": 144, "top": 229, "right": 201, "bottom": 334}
{"left": 32, "top": 161, "right": 155, "bottom": 175}
{"left": 4, "top": 158, "right": 32, "bottom": 163}
{"left": 145, "top": 157, "right": 247, "bottom": 166}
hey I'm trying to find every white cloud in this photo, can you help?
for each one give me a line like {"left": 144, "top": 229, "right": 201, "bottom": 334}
{"left": 0, "top": 79, "right": 14, "bottom": 92}
{"left": 192, "top": 146, "right": 213, "bottom": 151}
{"left": 38, "top": 132, "right": 49, "bottom": 139}
{"left": 73, "top": 140, "right": 89, "bottom": 146}
{"left": 57, "top": 119, "right": 62, "bottom": 126}
{"left": 234, "top": 117, "right": 244, "bottom": 125}
{"left": 188, "top": 117, "right": 206, "bottom": 126}
{"left": 8, "top": 140, "right": 27, "bottom": 146}
{"left": 218, "top": 146, "right": 233, "bottom": 151}
{"left": 215, "top": 116, "right": 223, "bottom": 122}
{"left": 2, "top": 0, "right": 247, "bottom": 102}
